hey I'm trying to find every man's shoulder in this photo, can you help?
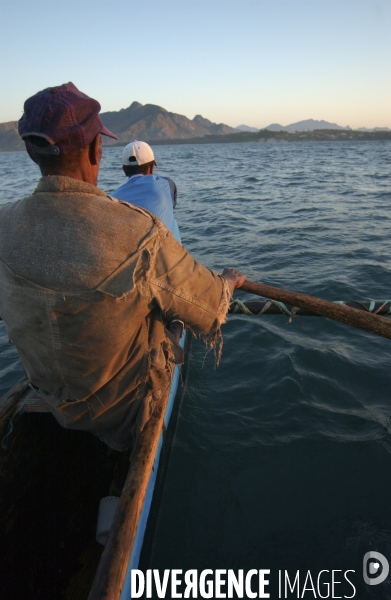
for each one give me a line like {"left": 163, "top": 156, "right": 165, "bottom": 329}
{"left": 106, "top": 195, "right": 161, "bottom": 222}
{"left": 161, "top": 177, "right": 177, "bottom": 207}
{"left": 152, "top": 175, "right": 176, "bottom": 190}
{"left": 0, "top": 200, "right": 19, "bottom": 212}
{"left": 0, "top": 196, "right": 34, "bottom": 219}
{"left": 159, "top": 176, "right": 175, "bottom": 185}
{"left": 111, "top": 175, "right": 169, "bottom": 199}
{"left": 0, "top": 176, "right": 159, "bottom": 231}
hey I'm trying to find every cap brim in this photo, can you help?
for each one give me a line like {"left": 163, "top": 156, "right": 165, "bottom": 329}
{"left": 101, "top": 125, "right": 118, "bottom": 140}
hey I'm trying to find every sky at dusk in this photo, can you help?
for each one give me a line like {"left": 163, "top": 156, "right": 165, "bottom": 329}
{"left": 1, "top": 0, "right": 390, "bottom": 129}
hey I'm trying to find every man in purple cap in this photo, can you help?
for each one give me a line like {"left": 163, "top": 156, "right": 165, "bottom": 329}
{"left": 0, "top": 83, "right": 246, "bottom": 451}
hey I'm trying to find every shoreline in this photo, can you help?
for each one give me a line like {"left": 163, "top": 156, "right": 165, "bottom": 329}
{"left": 1, "top": 129, "right": 391, "bottom": 154}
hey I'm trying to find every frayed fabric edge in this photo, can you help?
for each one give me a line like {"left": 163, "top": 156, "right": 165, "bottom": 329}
{"left": 201, "top": 278, "right": 232, "bottom": 367}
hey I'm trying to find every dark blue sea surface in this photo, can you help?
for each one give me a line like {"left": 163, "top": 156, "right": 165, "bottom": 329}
{"left": 1, "top": 141, "right": 391, "bottom": 598}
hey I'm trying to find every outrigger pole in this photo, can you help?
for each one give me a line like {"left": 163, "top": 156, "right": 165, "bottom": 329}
{"left": 230, "top": 299, "right": 391, "bottom": 317}
{"left": 232, "top": 280, "right": 391, "bottom": 341}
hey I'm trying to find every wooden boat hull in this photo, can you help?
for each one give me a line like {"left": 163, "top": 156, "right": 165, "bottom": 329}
{"left": 119, "top": 330, "right": 186, "bottom": 599}
{"left": 89, "top": 328, "right": 187, "bottom": 600}
{"left": 0, "top": 329, "right": 187, "bottom": 600}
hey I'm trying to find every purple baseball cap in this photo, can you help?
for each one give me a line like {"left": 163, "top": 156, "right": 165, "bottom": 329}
{"left": 18, "top": 82, "right": 118, "bottom": 155}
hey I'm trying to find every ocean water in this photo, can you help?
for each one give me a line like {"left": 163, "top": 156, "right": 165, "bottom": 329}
{"left": 1, "top": 141, "right": 391, "bottom": 598}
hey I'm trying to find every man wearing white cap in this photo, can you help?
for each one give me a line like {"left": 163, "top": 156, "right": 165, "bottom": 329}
{"left": 112, "top": 140, "right": 180, "bottom": 240}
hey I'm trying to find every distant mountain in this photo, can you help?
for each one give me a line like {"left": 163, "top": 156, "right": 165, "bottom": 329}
{"left": 0, "top": 102, "right": 237, "bottom": 152}
{"left": 357, "top": 126, "right": 390, "bottom": 132}
{"left": 265, "top": 119, "right": 351, "bottom": 133}
{"left": 100, "top": 102, "right": 236, "bottom": 144}
{"left": 0, "top": 122, "right": 24, "bottom": 152}
{"left": 236, "top": 124, "right": 259, "bottom": 132}
{"left": 1, "top": 110, "right": 390, "bottom": 153}
{"left": 192, "top": 114, "right": 236, "bottom": 135}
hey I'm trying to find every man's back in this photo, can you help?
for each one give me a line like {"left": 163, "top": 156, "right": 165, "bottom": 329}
{"left": 0, "top": 176, "right": 151, "bottom": 290}
{"left": 112, "top": 140, "right": 180, "bottom": 238}
{"left": 0, "top": 174, "right": 230, "bottom": 449}
{"left": 0, "top": 176, "right": 158, "bottom": 291}
{"left": 0, "top": 83, "right": 246, "bottom": 451}
{"left": 113, "top": 174, "right": 177, "bottom": 235}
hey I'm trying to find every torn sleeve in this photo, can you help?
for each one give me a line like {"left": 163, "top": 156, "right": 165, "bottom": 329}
{"left": 147, "top": 230, "right": 231, "bottom": 337}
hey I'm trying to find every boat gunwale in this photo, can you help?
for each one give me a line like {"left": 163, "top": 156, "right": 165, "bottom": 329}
{"left": 88, "top": 328, "right": 187, "bottom": 600}
{"left": 0, "top": 329, "right": 187, "bottom": 600}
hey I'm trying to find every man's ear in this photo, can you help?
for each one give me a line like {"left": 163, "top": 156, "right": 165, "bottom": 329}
{"left": 149, "top": 163, "right": 154, "bottom": 175}
{"left": 89, "top": 134, "right": 102, "bottom": 166}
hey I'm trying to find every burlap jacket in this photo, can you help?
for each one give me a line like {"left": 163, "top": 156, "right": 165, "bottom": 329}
{"left": 0, "top": 176, "right": 229, "bottom": 450}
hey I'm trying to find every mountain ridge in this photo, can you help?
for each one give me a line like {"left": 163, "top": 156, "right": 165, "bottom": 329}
{"left": 266, "top": 119, "right": 350, "bottom": 132}
{"left": 99, "top": 102, "right": 236, "bottom": 144}
{"left": 238, "top": 119, "right": 390, "bottom": 133}
{"left": 0, "top": 102, "right": 237, "bottom": 152}
{"left": 236, "top": 124, "right": 259, "bottom": 132}
{"left": 1, "top": 109, "right": 390, "bottom": 153}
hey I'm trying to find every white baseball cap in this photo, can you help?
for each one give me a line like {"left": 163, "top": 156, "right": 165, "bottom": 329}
{"left": 122, "top": 140, "right": 157, "bottom": 166}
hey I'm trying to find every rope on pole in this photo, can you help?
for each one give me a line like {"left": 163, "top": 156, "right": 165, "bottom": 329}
{"left": 229, "top": 300, "right": 391, "bottom": 317}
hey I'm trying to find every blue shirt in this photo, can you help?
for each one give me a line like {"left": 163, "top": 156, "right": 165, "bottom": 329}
{"left": 112, "top": 174, "right": 180, "bottom": 239}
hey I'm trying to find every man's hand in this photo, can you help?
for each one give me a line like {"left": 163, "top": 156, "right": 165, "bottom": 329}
{"left": 221, "top": 268, "right": 247, "bottom": 296}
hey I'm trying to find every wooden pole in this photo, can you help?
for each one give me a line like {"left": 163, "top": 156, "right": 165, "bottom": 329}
{"left": 240, "top": 280, "right": 391, "bottom": 340}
